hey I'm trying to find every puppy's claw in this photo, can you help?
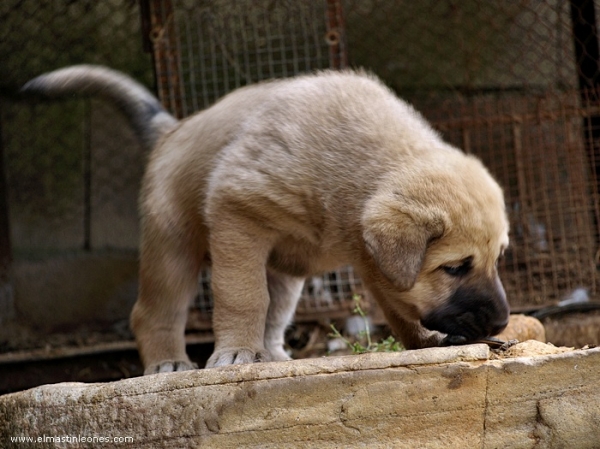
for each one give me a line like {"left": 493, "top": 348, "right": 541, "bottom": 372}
{"left": 144, "top": 360, "right": 198, "bottom": 375}
{"left": 440, "top": 335, "right": 468, "bottom": 346}
{"left": 439, "top": 335, "right": 518, "bottom": 350}
{"left": 206, "top": 347, "right": 273, "bottom": 368}
{"left": 498, "top": 339, "right": 519, "bottom": 351}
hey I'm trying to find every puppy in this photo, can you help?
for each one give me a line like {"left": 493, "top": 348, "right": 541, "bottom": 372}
{"left": 22, "top": 66, "right": 510, "bottom": 374}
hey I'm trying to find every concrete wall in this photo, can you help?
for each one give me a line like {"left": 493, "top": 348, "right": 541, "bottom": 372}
{"left": 1, "top": 342, "right": 598, "bottom": 448}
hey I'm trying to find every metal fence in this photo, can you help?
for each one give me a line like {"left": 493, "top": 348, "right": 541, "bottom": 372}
{"left": 339, "top": 0, "right": 600, "bottom": 307}
{"left": 1, "top": 0, "right": 152, "bottom": 254}
{"left": 1, "top": 0, "right": 600, "bottom": 337}
{"left": 144, "top": 0, "right": 339, "bottom": 117}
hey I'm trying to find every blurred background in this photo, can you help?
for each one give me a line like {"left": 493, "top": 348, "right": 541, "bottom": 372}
{"left": 1, "top": 0, "right": 600, "bottom": 391}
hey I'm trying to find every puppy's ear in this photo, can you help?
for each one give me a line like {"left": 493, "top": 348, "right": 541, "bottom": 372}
{"left": 362, "top": 203, "right": 445, "bottom": 291}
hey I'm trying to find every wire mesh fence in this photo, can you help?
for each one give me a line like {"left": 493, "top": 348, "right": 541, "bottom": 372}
{"left": 145, "top": 0, "right": 335, "bottom": 117}
{"left": 1, "top": 0, "right": 600, "bottom": 338}
{"left": 433, "top": 92, "right": 598, "bottom": 305}
{"left": 339, "top": 0, "right": 600, "bottom": 307}
{"left": 1, "top": 0, "right": 153, "bottom": 254}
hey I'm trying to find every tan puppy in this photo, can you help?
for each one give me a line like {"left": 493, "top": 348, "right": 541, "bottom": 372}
{"left": 23, "top": 66, "right": 510, "bottom": 374}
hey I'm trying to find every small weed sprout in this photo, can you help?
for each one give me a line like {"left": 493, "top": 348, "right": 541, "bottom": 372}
{"left": 329, "top": 294, "right": 404, "bottom": 354}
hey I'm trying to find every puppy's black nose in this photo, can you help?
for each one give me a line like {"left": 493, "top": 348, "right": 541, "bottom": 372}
{"left": 421, "top": 280, "right": 510, "bottom": 342}
{"left": 490, "top": 319, "right": 509, "bottom": 337}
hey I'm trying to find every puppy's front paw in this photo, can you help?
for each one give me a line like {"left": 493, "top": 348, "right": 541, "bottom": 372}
{"left": 206, "top": 347, "right": 273, "bottom": 368}
{"left": 268, "top": 346, "right": 292, "bottom": 362}
{"left": 144, "top": 360, "right": 198, "bottom": 375}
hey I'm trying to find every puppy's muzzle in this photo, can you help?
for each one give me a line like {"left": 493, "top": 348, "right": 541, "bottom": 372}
{"left": 420, "top": 277, "right": 510, "bottom": 343}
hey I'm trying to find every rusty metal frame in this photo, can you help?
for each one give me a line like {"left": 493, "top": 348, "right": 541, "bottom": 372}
{"left": 141, "top": 0, "right": 185, "bottom": 119}
{"left": 325, "top": 0, "right": 347, "bottom": 69}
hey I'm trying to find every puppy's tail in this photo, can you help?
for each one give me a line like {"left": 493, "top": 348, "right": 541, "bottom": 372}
{"left": 21, "top": 65, "right": 177, "bottom": 150}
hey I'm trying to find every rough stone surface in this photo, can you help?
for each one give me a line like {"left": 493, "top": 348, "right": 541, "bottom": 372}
{"left": 500, "top": 339, "right": 573, "bottom": 358}
{"left": 1, "top": 343, "right": 598, "bottom": 448}
{"left": 496, "top": 314, "right": 546, "bottom": 342}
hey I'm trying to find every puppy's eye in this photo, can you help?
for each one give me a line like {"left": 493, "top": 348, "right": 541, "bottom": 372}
{"left": 441, "top": 257, "right": 472, "bottom": 277}
{"left": 443, "top": 265, "right": 467, "bottom": 276}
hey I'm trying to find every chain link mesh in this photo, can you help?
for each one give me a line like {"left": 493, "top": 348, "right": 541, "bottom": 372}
{"left": 1, "top": 0, "right": 152, "bottom": 253}
{"left": 338, "top": 0, "right": 600, "bottom": 306}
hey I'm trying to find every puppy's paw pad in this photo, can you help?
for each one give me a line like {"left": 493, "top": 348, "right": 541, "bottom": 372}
{"left": 206, "top": 347, "right": 272, "bottom": 368}
{"left": 144, "top": 360, "right": 198, "bottom": 375}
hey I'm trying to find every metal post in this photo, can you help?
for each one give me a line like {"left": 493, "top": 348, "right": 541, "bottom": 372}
{"left": 83, "top": 99, "right": 92, "bottom": 251}
{"left": 143, "top": 0, "right": 184, "bottom": 119}
{"left": 325, "top": 0, "right": 347, "bottom": 70}
{"left": 570, "top": 0, "right": 600, "bottom": 245}
{"left": 0, "top": 100, "right": 14, "bottom": 322}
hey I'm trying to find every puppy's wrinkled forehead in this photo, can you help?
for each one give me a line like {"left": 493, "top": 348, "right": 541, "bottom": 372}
{"left": 443, "top": 180, "right": 509, "bottom": 265}
{"left": 424, "top": 155, "right": 509, "bottom": 264}
{"left": 437, "top": 224, "right": 507, "bottom": 266}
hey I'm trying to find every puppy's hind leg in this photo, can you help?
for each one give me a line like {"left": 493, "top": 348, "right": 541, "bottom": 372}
{"left": 264, "top": 269, "right": 305, "bottom": 361}
{"left": 131, "top": 219, "right": 204, "bottom": 375}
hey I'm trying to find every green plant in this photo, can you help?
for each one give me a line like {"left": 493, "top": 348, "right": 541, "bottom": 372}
{"left": 329, "top": 294, "right": 404, "bottom": 354}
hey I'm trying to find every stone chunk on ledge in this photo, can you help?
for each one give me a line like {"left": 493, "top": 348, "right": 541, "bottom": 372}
{"left": 1, "top": 342, "right": 598, "bottom": 448}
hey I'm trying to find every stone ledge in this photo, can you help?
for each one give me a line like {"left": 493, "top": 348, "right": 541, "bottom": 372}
{"left": 1, "top": 342, "right": 598, "bottom": 448}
